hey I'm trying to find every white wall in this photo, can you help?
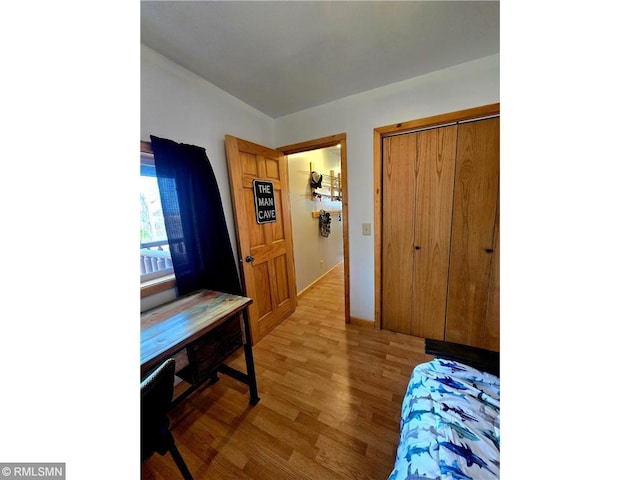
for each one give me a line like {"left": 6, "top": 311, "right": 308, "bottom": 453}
{"left": 275, "top": 54, "right": 500, "bottom": 322}
{"left": 288, "top": 148, "right": 344, "bottom": 293}
{"left": 140, "top": 47, "right": 499, "bottom": 318}
{"left": 140, "top": 44, "right": 276, "bottom": 310}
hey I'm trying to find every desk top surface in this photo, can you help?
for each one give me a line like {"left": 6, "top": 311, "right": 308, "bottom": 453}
{"left": 141, "top": 289, "right": 252, "bottom": 372}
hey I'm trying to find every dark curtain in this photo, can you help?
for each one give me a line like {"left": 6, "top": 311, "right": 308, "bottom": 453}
{"left": 149, "top": 135, "right": 241, "bottom": 297}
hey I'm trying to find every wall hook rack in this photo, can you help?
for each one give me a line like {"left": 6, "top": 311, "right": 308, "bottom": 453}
{"left": 308, "top": 162, "right": 342, "bottom": 202}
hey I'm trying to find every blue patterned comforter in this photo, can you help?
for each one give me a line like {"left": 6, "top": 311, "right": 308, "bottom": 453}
{"left": 389, "top": 359, "right": 500, "bottom": 480}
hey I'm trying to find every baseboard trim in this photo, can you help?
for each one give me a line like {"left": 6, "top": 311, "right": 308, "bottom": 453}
{"left": 349, "top": 316, "right": 375, "bottom": 328}
{"left": 297, "top": 262, "right": 343, "bottom": 298}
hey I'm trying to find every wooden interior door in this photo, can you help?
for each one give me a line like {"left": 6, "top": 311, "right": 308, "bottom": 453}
{"left": 225, "top": 135, "right": 297, "bottom": 344}
{"left": 412, "top": 125, "right": 457, "bottom": 338}
{"left": 445, "top": 117, "right": 500, "bottom": 349}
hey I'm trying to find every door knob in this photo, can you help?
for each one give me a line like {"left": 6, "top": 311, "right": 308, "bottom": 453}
{"left": 415, "top": 246, "right": 421, "bottom": 250}
{"left": 245, "top": 255, "right": 255, "bottom": 263}
{"left": 485, "top": 248, "right": 494, "bottom": 253}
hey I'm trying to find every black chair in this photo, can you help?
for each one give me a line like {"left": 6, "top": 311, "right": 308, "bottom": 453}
{"left": 141, "top": 358, "right": 194, "bottom": 479}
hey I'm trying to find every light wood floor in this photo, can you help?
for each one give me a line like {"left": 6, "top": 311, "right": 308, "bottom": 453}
{"left": 142, "top": 262, "right": 433, "bottom": 479}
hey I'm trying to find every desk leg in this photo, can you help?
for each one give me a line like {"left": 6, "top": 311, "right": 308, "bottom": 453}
{"left": 241, "top": 308, "right": 260, "bottom": 405}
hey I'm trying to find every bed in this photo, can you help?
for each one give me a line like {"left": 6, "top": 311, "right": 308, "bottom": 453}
{"left": 388, "top": 341, "right": 500, "bottom": 480}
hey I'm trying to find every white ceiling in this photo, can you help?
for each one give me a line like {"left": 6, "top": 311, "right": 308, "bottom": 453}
{"left": 141, "top": 1, "right": 500, "bottom": 119}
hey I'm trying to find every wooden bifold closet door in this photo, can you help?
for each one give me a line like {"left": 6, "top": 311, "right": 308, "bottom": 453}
{"left": 381, "top": 116, "right": 499, "bottom": 352}
{"left": 382, "top": 125, "right": 458, "bottom": 338}
{"left": 445, "top": 118, "right": 500, "bottom": 349}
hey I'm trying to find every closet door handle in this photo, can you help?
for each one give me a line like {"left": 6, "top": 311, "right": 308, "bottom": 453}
{"left": 485, "top": 248, "right": 494, "bottom": 253}
{"left": 414, "top": 246, "right": 421, "bottom": 250}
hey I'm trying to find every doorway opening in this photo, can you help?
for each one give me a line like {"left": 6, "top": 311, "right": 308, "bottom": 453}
{"left": 279, "top": 134, "right": 350, "bottom": 324}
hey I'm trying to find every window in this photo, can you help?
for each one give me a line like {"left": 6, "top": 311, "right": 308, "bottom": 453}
{"left": 140, "top": 150, "right": 174, "bottom": 283}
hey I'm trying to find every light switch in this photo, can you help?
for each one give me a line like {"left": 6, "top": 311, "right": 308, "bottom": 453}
{"left": 362, "top": 223, "right": 371, "bottom": 236}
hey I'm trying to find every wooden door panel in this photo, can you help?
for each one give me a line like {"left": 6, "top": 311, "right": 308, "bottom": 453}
{"left": 272, "top": 190, "right": 285, "bottom": 240}
{"left": 273, "top": 253, "right": 290, "bottom": 305}
{"left": 484, "top": 198, "right": 500, "bottom": 351}
{"left": 243, "top": 189, "right": 266, "bottom": 248}
{"left": 242, "top": 153, "right": 259, "bottom": 176}
{"left": 445, "top": 117, "right": 500, "bottom": 349}
{"left": 381, "top": 134, "right": 416, "bottom": 335}
{"left": 225, "top": 135, "right": 297, "bottom": 344}
{"left": 265, "top": 157, "right": 280, "bottom": 179}
{"left": 253, "top": 262, "right": 273, "bottom": 318}
{"left": 411, "top": 125, "right": 457, "bottom": 339}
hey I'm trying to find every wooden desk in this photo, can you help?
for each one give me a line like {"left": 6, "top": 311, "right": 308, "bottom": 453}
{"left": 141, "top": 289, "right": 260, "bottom": 405}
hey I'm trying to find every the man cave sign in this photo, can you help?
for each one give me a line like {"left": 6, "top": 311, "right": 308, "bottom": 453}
{"left": 253, "top": 179, "right": 277, "bottom": 224}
